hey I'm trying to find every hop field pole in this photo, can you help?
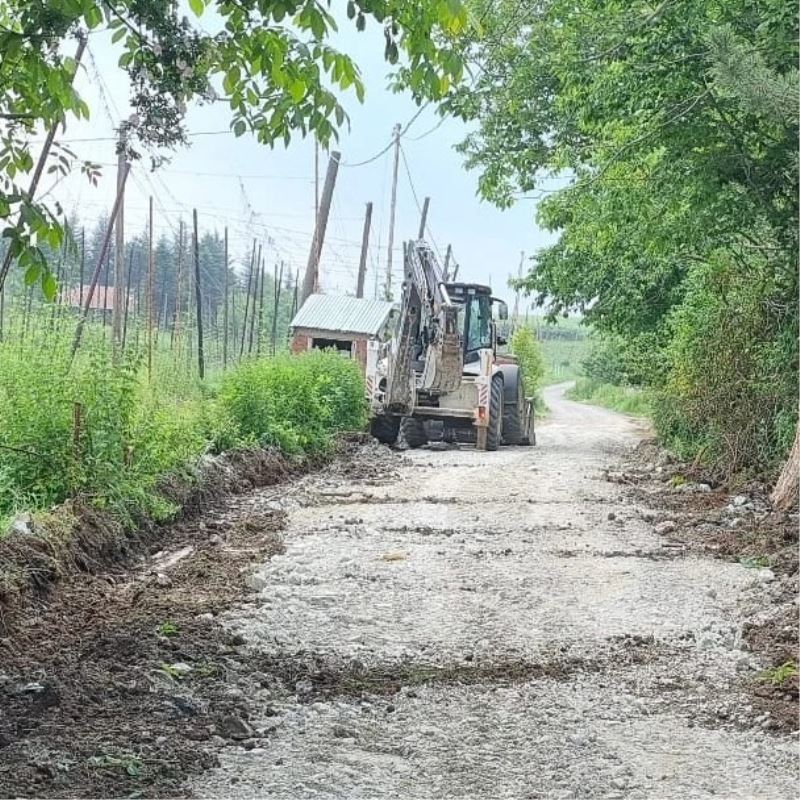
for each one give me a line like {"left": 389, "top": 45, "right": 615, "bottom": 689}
{"left": 271, "top": 260, "right": 284, "bottom": 356}
{"left": 147, "top": 196, "right": 154, "bottom": 381}
{"left": 112, "top": 131, "right": 127, "bottom": 347}
{"left": 192, "top": 208, "right": 205, "bottom": 380}
{"left": 172, "top": 220, "right": 184, "bottom": 354}
{"left": 222, "top": 227, "right": 229, "bottom": 369}
{"left": 247, "top": 244, "right": 262, "bottom": 356}
{"left": 70, "top": 163, "right": 130, "bottom": 362}
{"left": 239, "top": 239, "right": 256, "bottom": 360}
{"left": 122, "top": 244, "right": 134, "bottom": 350}
{"left": 256, "top": 255, "right": 266, "bottom": 356}
{"left": 301, "top": 150, "right": 341, "bottom": 304}
{"left": 356, "top": 202, "right": 372, "bottom": 299}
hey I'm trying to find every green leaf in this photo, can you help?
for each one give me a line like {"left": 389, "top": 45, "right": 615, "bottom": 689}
{"left": 111, "top": 27, "right": 127, "bottom": 44}
{"left": 188, "top": 0, "right": 205, "bottom": 17}
{"left": 233, "top": 119, "right": 246, "bottom": 137}
{"left": 83, "top": 5, "right": 102, "bottom": 29}
{"left": 42, "top": 271, "right": 57, "bottom": 301}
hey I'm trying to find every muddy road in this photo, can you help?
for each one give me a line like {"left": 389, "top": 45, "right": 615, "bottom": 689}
{"left": 190, "top": 384, "right": 797, "bottom": 799}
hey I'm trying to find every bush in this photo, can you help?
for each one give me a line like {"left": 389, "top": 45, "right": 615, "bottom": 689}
{"left": 653, "top": 254, "right": 797, "bottom": 477}
{"left": 219, "top": 350, "right": 366, "bottom": 455}
{"left": 510, "top": 326, "right": 545, "bottom": 393}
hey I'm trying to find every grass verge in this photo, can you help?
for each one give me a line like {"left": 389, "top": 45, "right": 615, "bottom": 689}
{"left": 566, "top": 377, "right": 650, "bottom": 416}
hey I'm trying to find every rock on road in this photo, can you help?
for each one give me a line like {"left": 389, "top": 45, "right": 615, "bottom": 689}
{"left": 192, "top": 384, "right": 798, "bottom": 799}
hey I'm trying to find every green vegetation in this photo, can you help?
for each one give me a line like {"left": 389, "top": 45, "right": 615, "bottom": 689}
{"left": 759, "top": 661, "right": 798, "bottom": 687}
{"left": 456, "top": 0, "right": 798, "bottom": 480}
{"left": 566, "top": 379, "right": 650, "bottom": 417}
{"left": 531, "top": 317, "right": 589, "bottom": 386}
{"left": 0, "top": 310, "right": 366, "bottom": 529}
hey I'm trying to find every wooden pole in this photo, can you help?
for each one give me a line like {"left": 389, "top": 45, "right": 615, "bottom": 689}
{"left": 271, "top": 260, "right": 284, "bottom": 356}
{"left": 248, "top": 245, "right": 261, "bottom": 355}
{"left": 192, "top": 208, "right": 204, "bottom": 379}
{"left": 70, "top": 163, "right": 130, "bottom": 361}
{"left": 301, "top": 150, "right": 341, "bottom": 304}
{"left": 417, "top": 196, "right": 430, "bottom": 240}
{"left": 443, "top": 244, "right": 452, "bottom": 282}
{"left": 292, "top": 270, "right": 299, "bottom": 317}
{"left": 239, "top": 239, "right": 256, "bottom": 359}
{"left": 256, "top": 256, "right": 266, "bottom": 355}
{"left": 222, "top": 226, "right": 229, "bottom": 369}
{"left": 122, "top": 244, "right": 134, "bottom": 349}
{"left": 314, "top": 140, "right": 320, "bottom": 223}
{"left": 385, "top": 123, "right": 401, "bottom": 301}
{"left": 172, "top": 220, "right": 184, "bottom": 352}
{"left": 112, "top": 132, "right": 127, "bottom": 345}
{"left": 78, "top": 227, "right": 85, "bottom": 305}
{"left": 147, "top": 196, "right": 154, "bottom": 380}
{"left": 356, "top": 202, "right": 372, "bottom": 299}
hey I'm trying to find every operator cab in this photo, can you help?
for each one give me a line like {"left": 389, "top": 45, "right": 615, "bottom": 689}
{"left": 446, "top": 283, "right": 508, "bottom": 363}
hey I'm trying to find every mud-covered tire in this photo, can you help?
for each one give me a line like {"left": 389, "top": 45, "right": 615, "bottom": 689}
{"left": 400, "top": 417, "right": 428, "bottom": 449}
{"left": 486, "top": 376, "right": 503, "bottom": 451}
{"left": 370, "top": 415, "right": 400, "bottom": 445}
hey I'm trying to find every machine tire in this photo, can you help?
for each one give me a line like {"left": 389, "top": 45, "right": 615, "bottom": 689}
{"left": 400, "top": 417, "right": 428, "bottom": 449}
{"left": 486, "top": 376, "right": 504, "bottom": 452}
{"left": 370, "top": 415, "right": 400, "bottom": 445}
{"left": 502, "top": 379, "right": 532, "bottom": 446}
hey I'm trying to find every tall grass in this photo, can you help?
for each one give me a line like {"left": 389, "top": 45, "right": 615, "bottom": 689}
{"left": 0, "top": 308, "right": 366, "bottom": 527}
{"left": 566, "top": 377, "right": 650, "bottom": 417}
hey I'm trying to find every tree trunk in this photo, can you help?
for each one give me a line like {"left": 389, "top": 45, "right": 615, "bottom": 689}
{"left": 770, "top": 426, "right": 799, "bottom": 511}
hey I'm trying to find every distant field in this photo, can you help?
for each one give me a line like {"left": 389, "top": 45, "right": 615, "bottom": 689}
{"left": 528, "top": 316, "right": 590, "bottom": 386}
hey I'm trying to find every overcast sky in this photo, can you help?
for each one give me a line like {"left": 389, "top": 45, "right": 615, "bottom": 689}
{"left": 47, "top": 11, "right": 557, "bottom": 305}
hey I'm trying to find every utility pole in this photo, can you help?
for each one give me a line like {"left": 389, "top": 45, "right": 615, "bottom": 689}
{"left": 222, "top": 226, "right": 229, "bottom": 368}
{"left": 192, "top": 208, "right": 204, "bottom": 379}
{"left": 512, "top": 250, "right": 524, "bottom": 333}
{"left": 443, "top": 244, "right": 452, "bottom": 281}
{"left": 301, "top": 150, "right": 340, "bottom": 304}
{"left": 112, "top": 130, "right": 127, "bottom": 346}
{"left": 417, "top": 196, "right": 430, "bottom": 240}
{"left": 385, "top": 123, "right": 401, "bottom": 301}
{"left": 356, "top": 201, "right": 372, "bottom": 299}
{"left": 147, "top": 196, "right": 154, "bottom": 380}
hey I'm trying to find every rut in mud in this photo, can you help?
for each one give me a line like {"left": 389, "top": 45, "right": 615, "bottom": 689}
{"left": 190, "top": 384, "right": 796, "bottom": 799}
{"left": 1, "top": 385, "right": 796, "bottom": 799}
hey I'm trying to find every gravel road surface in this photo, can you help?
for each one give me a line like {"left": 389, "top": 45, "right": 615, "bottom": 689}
{"left": 192, "top": 384, "right": 798, "bottom": 799}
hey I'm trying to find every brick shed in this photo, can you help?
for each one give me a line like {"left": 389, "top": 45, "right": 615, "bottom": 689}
{"left": 289, "top": 294, "right": 394, "bottom": 372}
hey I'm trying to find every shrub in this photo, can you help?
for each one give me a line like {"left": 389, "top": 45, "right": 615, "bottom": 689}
{"left": 510, "top": 326, "right": 545, "bottom": 393}
{"left": 653, "top": 253, "right": 798, "bottom": 477}
{"left": 219, "top": 350, "right": 366, "bottom": 455}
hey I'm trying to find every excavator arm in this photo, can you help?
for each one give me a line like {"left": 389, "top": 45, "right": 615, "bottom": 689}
{"left": 384, "top": 241, "right": 464, "bottom": 413}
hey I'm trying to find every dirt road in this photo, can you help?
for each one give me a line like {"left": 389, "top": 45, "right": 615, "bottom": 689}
{"left": 192, "top": 384, "right": 797, "bottom": 799}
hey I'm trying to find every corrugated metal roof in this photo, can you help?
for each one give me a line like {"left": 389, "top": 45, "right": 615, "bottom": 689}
{"left": 290, "top": 294, "right": 394, "bottom": 337}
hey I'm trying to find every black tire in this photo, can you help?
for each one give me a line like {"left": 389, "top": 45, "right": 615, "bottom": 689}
{"left": 400, "top": 416, "right": 428, "bottom": 449}
{"left": 502, "top": 382, "right": 532, "bottom": 446}
{"left": 486, "top": 375, "right": 504, "bottom": 451}
{"left": 370, "top": 415, "right": 400, "bottom": 445}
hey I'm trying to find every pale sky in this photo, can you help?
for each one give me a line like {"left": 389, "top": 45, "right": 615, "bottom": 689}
{"left": 45, "top": 10, "right": 557, "bottom": 305}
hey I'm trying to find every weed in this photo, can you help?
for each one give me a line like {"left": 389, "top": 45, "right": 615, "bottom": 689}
{"left": 88, "top": 753, "right": 144, "bottom": 778}
{"left": 759, "top": 661, "right": 798, "bottom": 686}
{"left": 157, "top": 621, "right": 179, "bottom": 637}
{"left": 740, "top": 555, "right": 770, "bottom": 569}
{"left": 670, "top": 474, "right": 687, "bottom": 488}
{"left": 567, "top": 378, "right": 650, "bottom": 417}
